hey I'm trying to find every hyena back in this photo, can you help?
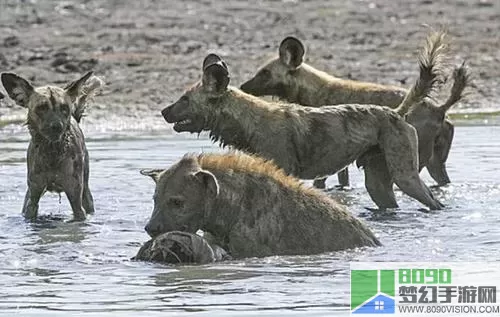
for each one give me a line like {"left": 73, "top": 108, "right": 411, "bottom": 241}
{"left": 140, "top": 153, "right": 380, "bottom": 258}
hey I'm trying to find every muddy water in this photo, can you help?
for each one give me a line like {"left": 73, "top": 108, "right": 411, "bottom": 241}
{"left": 0, "top": 122, "right": 499, "bottom": 316}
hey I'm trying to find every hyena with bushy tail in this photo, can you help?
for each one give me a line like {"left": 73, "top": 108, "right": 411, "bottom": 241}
{"left": 161, "top": 31, "right": 447, "bottom": 211}
{"left": 241, "top": 31, "right": 469, "bottom": 189}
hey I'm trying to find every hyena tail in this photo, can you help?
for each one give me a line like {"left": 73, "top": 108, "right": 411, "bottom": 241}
{"left": 439, "top": 62, "right": 470, "bottom": 113}
{"left": 73, "top": 75, "right": 105, "bottom": 123}
{"left": 396, "top": 30, "right": 447, "bottom": 116}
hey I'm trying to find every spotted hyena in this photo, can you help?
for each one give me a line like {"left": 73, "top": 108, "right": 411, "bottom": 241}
{"left": 141, "top": 153, "right": 380, "bottom": 258}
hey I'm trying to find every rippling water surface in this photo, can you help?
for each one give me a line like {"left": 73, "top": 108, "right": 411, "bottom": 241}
{"left": 1, "top": 122, "right": 499, "bottom": 316}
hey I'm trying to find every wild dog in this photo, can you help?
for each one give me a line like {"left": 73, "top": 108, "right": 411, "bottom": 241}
{"left": 161, "top": 35, "right": 445, "bottom": 210}
{"left": 341, "top": 63, "right": 468, "bottom": 209}
{"left": 240, "top": 33, "right": 467, "bottom": 189}
{"left": 1, "top": 72, "right": 103, "bottom": 221}
{"left": 140, "top": 153, "right": 380, "bottom": 258}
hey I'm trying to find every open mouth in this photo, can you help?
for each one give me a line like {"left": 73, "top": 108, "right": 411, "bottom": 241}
{"left": 173, "top": 118, "right": 202, "bottom": 133}
{"left": 174, "top": 119, "right": 192, "bottom": 127}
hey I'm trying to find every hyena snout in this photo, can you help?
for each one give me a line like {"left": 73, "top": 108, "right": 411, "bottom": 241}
{"left": 49, "top": 121, "right": 64, "bottom": 134}
{"left": 239, "top": 81, "right": 255, "bottom": 94}
{"left": 40, "top": 118, "right": 66, "bottom": 140}
{"left": 161, "top": 106, "right": 173, "bottom": 123}
{"left": 145, "top": 221, "right": 163, "bottom": 238}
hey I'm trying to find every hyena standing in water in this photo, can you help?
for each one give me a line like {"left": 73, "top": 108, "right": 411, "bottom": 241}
{"left": 162, "top": 31, "right": 446, "bottom": 211}
{"left": 1, "top": 72, "right": 103, "bottom": 221}
{"left": 241, "top": 33, "right": 469, "bottom": 189}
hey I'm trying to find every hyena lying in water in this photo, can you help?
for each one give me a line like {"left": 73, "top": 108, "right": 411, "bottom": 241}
{"left": 162, "top": 33, "right": 445, "bottom": 211}
{"left": 141, "top": 153, "right": 380, "bottom": 258}
{"left": 1, "top": 72, "right": 103, "bottom": 221}
{"left": 241, "top": 33, "right": 469, "bottom": 189}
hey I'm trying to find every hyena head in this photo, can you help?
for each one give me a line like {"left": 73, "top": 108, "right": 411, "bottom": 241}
{"left": 141, "top": 156, "right": 219, "bottom": 238}
{"left": 162, "top": 54, "right": 230, "bottom": 133}
{"left": 1, "top": 72, "right": 92, "bottom": 142}
{"left": 240, "top": 36, "right": 305, "bottom": 98}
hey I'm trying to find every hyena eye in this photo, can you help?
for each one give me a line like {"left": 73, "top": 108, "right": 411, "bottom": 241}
{"left": 180, "top": 96, "right": 188, "bottom": 103}
{"left": 168, "top": 197, "right": 185, "bottom": 208}
{"left": 259, "top": 69, "right": 271, "bottom": 78}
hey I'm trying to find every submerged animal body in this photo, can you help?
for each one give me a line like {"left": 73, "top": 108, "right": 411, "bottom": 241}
{"left": 141, "top": 153, "right": 380, "bottom": 258}
{"left": 161, "top": 33, "right": 445, "bottom": 210}
{"left": 133, "top": 231, "right": 230, "bottom": 264}
{"left": 240, "top": 32, "right": 468, "bottom": 188}
{"left": 1, "top": 72, "right": 103, "bottom": 221}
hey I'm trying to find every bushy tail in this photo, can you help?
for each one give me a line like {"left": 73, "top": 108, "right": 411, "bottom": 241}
{"left": 439, "top": 61, "right": 470, "bottom": 113}
{"left": 73, "top": 75, "right": 105, "bottom": 123}
{"left": 396, "top": 30, "right": 448, "bottom": 115}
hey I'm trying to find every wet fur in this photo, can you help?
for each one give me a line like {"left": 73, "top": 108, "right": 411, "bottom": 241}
{"left": 133, "top": 231, "right": 230, "bottom": 264}
{"left": 1, "top": 72, "right": 102, "bottom": 221}
{"left": 143, "top": 153, "right": 380, "bottom": 258}
{"left": 241, "top": 31, "right": 467, "bottom": 188}
{"left": 200, "top": 92, "right": 442, "bottom": 210}
{"left": 163, "top": 41, "right": 445, "bottom": 210}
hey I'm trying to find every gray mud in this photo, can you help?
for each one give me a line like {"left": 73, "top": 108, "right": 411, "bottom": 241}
{"left": 0, "top": 0, "right": 499, "bottom": 129}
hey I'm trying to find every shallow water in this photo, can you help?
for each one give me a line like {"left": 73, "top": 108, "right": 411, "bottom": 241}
{"left": 0, "top": 123, "right": 499, "bottom": 316}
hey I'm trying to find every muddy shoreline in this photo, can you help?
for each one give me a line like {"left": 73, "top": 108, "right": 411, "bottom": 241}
{"left": 0, "top": 0, "right": 498, "bottom": 128}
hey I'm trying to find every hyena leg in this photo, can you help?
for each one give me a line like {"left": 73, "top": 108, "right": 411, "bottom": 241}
{"left": 382, "top": 126, "right": 443, "bottom": 210}
{"left": 22, "top": 185, "right": 45, "bottom": 220}
{"left": 65, "top": 181, "right": 86, "bottom": 221}
{"left": 82, "top": 150, "right": 95, "bottom": 214}
{"left": 337, "top": 167, "right": 350, "bottom": 188}
{"left": 313, "top": 168, "right": 350, "bottom": 189}
{"left": 426, "top": 120, "right": 454, "bottom": 186}
{"left": 363, "top": 155, "right": 398, "bottom": 209}
{"left": 313, "top": 177, "right": 327, "bottom": 189}
{"left": 82, "top": 185, "right": 95, "bottom": 215}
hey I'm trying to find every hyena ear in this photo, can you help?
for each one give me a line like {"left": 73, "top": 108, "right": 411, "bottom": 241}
{"left": 194, "top": 170, "right": 220, "bottom": 197}
{"left": 202, "top": 54, "right": 228, "bottom": 72}
{"left": 65, "top": 71, "right": 93, "bottom": 102}
{"left": 279, "top": 36, "right": 305, "bottom": 69}
{"left": 202, "top": 63, "right": 230, "bottom": 95}
{"left": 1, "top": 73, "right": 35, "bottom": 107}
{"left": 140, "top": 169, "right": 164, "bottom": 183}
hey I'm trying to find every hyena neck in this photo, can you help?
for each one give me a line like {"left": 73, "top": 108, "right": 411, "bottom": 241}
{"left": 206, "top": 88, "right": 277, "bottom": 153}
{"left": 281, "top": 64, "right": 342, "bottom": 106}
{"left": 27, "top": 119, "right": 72, "bottom": 154}
{"left": 202, "top": 177, "right": 241, "bottom": 243}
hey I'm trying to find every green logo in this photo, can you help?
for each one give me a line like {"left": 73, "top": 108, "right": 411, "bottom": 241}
{"left": 350, "top": 264, "right": 499, "bottom": 316}
{"left": 351, "top": 270, "right": 395, "bottom": 314}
